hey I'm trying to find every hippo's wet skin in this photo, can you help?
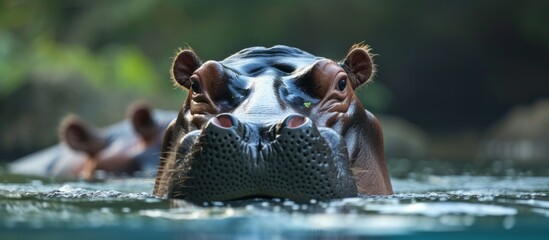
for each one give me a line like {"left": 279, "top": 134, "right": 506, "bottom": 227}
{"left": 154, "top": 44, "right": 392, "bottom": 203}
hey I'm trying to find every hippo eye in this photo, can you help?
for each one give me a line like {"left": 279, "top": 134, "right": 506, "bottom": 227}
{"left": 191, "top": 80, "right": 202, "bottom": 93}
{"left": 337, "top": 78, "right": 347, "bottom": 91}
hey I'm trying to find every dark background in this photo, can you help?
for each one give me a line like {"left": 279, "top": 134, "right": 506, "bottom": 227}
{"left": 1, "top": 0, "right": 548, "bottom": 162}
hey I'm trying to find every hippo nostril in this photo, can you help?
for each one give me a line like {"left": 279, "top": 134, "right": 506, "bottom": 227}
{"left": 276, "top": 115, "right": 309, "bottom": 134}
{"left": 287, "top": 116, "right": 306, "bottom": 128}
{"left": 212, "top": 114, "right": 236, "bottom": 129}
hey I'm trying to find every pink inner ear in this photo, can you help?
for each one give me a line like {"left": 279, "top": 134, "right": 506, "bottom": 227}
{"left": 133, "top": 108, "right": 154, "bottom": 129}
{"left": 343, "top": 46, "right": 374, "bottom": 88}
{"left": 350, "top": 51, "right": 372, "bottom": 76}
{"left": 63, "top": 120, "right": 106, "bottom": 155}
{"left": 66, "top": 123, "right": 89, "bottom": 145}
{"left": 173, "top": 50, "right": 201, "bottom": 89}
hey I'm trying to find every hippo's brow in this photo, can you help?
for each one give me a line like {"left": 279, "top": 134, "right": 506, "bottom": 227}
{"left": 271, "top": 62, "right": 296, "bottom": 74}
{"left": 219, "top": 63, "right": 243, "bottom": 75}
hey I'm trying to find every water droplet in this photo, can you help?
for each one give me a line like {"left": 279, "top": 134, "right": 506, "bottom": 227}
{"left": 503, "top": 216, "right": 515, "bottom": 229}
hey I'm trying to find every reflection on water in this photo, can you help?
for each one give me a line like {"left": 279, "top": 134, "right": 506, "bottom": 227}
{"left": 0, "top": 163, "right": 548, "bottom": 239}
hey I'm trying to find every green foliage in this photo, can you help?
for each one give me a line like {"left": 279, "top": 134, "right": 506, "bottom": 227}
{"left": 0, "top": 0, "right": 166, "bottom": 97}
{"left": 0, "top": 30, "right": 25, "bottom": 96}
{"left": 0, "top": 33, "right": 162, "bottom": 96}
{"left": 109, "top": 46, "right": 160, "bottom": 93}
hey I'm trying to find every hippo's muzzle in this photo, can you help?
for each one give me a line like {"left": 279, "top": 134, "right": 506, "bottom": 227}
{"left": 169, "top": 114, "right": 357, "bottom": 203}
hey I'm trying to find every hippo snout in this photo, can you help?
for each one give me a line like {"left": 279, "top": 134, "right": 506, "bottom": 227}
{"left": 170, "top": 114, "right": 358, "bottom": 203}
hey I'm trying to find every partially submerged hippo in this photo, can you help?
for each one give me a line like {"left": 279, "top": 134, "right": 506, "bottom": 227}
{"left": 154, "top": 44, "right": 392, "bottom": 203}
{"left": 9, "top": 102, "right": 176, "bottom": 180}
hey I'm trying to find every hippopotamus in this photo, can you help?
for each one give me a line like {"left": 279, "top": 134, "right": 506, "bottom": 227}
{"left": 154, "top": 44, "right": 392, "bottom": 203}
{"left": 9, "top": 102, "right": 176, "bottom": 180}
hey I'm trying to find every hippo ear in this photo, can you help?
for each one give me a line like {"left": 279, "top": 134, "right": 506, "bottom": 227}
{"left": 128, "top": 101, "right": 157, "bottom": 142}
{"left": 172, "top": 49, "right": 202, "bottom": 89}
{"left": 59, "top": 115, "right": 107, "bottom": 156}
{"left": 341, "top": 44, "right": 376, "bottom": 89}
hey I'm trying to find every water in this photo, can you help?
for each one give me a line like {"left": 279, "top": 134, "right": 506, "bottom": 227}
{"left": 1, "top": 160, "right": 548, "bottom": 239}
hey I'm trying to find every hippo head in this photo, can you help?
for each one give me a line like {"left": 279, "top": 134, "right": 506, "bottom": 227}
{"left": 59, "top": 102, "right": 165, "bottom": 180}
{"left": 154, "top": 45, "right": 392, "bottom": 203}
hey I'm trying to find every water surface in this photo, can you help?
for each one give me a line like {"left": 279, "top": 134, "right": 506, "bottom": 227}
{"left": 1, "top": 160, "right": 548, "bottom": 239}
